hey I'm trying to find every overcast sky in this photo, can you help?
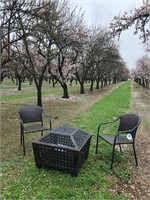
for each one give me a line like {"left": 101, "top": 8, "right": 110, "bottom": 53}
{"left": 69, "top": 0, "right": 146, "bottom": 69}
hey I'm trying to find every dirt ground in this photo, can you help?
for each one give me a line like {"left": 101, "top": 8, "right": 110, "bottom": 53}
{"left": 110, "top": 81, "right": 150, "bottom": 199}
{"left": 130, "top": 81, "right": 150, "bottom": 199}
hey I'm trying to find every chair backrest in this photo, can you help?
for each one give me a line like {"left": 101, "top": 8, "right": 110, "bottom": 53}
{"left": 18, "top": 105, "right": 43, "bottom": 123}
{"left": 118, "top": 114, "right": 141, "bottom": 138}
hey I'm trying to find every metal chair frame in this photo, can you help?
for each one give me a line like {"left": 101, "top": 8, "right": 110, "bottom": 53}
{"left": 18, "top": 105, "right": 52, "bottom": 155}
{"left": 95, "top": 114, "right": 141, "bottom": 169}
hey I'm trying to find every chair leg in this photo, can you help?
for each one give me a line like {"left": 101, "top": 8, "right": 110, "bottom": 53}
{"left": 133, "top": 143, "right": 138, "bottom": 166}
{"left": 119, "top": 144, "right": 122, "bottom": 152}
{"left": 20, "top": 127, "right": 23, "bottom": 145}
{"left": 50, "top": 121, "right": 52, "bottom": 131}
{"left": 22, "top": 134, "right": 26, "bottom": 155}
{"left": 20, "top": 131, "right": 22, "bottom": 145}
{"left": 95, "top": 135, "right": 99, "bottom": 154}
{"left": 41, "top": 131, "right": 43, "bottom": 136}
{"left": 111, "top": 145, "right": 116, "bottom": 170}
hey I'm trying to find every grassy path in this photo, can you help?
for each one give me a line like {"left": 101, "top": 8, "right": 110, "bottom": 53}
{"left": 1, "top": 81, "right": 132, "bottom": 200}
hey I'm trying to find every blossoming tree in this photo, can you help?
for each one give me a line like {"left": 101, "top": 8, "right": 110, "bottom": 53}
{"left": 133, "top": 55, "right": 150, "bottom": 89}
{"left": 110, "top": 0, "right": 150, "bottom": 42}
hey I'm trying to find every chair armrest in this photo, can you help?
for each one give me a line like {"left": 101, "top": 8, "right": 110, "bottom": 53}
{"left": 42, "top": 110, "right": 52, "bottom": 130}
{"left": 114, "top": 129, "right": 131, "bottom": 139}
{"left": 114, "top": 122, "right": 140, "bottom": 143}
{"left": 18, "top": 113, "right": 25, "bottom": 129}
{"left": 113, "top": 130, "right": 132, "bottom": 144}
{"left": 42, "top": 110, "right": 53, "bottom": 119}
{"left": 97, "top": 117, "right": 119, "bottom": 135}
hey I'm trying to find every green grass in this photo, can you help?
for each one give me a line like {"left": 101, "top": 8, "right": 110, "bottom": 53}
{"left": 1, "top": 81, "right": 131, "bottom": 200}
{"left": 70, "top": 80, "right": 131, "bottom": 129}
{"left": 1, "top": 83, "right": 90, "bottom": 101}
{"left": 1, "top": 78, "right": 50, "bottom": 89}
{"left": 1, "top": 89, "right": 62, "bottom": 101}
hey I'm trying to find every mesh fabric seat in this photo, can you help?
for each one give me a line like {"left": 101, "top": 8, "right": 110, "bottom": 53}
{"left": 18, "top": 105, "right": 52, "bottom": 155}
{"left": 95, "top": 114, "right": 141, "bottom": 169}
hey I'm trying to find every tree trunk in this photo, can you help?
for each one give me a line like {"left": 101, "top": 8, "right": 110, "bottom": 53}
{"left": 142, "top": 79, "right": 145, "bottom": 88}
{"left": 29, "top": 77, "right": 33, "bottom": 85}
{"left": 80, "top": 82, "right": 85, "bottom": 94}
{"left": 96, "top": 80, "right": 100, "bottom": 89}
{"left": 89, "top": 80, "right": 94, "bottom": 91}
{"left": 109, "top": 78, "right": 111, "bottom": 85}
{"left": 113, "top": 78, "right": 117, "bottom": 84}
{"left": 104, "top": 78, "right": 108, "bottom": 86}
{"left": 37, "top": 86, "right": 42, "bottom": 107}
{"left": 101, "top": 80, "right": 104, "bottom": 88}
{"left": 70, "top": 79, "right": 73, "bottom": 86}
{"left": 18, "top": 77, "right": 22, "bottom": 90}
{"left": 62, "top": 83, "right": 69, "bottom": 98}
{"left": 52, "top": 78, "right": 57, "bottom": 87}
{"left": 145, "top": 79, "right": 149, "bottom": 90}
{"left": 11, "top": 78, "right": 15, "bottom": 83}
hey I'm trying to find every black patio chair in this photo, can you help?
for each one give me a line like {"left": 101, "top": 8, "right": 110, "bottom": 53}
{"left": 18, "top": 105, "right": 52, "bottom": 155}
{"left": 95, "top": 114, "right": 141, "bottom": 169}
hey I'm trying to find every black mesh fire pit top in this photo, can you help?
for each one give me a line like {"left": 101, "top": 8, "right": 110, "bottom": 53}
{"left": 39, "top": 125, "right": 91, "bottom": 150}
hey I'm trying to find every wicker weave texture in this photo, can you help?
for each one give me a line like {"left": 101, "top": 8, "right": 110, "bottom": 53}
{"left": 32, "top": 132, "right": 91, "bottom": 176}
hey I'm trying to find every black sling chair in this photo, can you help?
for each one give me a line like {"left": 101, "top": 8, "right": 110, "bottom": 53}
{"left": 95, "top": 114, "right": 141, "bottom": 169}
{"left": 18, "top": 105, "right": 52, "bottom": 155}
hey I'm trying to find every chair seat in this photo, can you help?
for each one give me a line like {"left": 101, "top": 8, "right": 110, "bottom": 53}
{"left": 99, "top": 135, "right": 133, "bottom": 145}
{"left": 24, "top": 125, "right": 50, "bottom": 133}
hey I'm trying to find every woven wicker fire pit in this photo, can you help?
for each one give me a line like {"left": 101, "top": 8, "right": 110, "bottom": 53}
{"left": 32, "top": 125, "right": 92, "bottom": 176}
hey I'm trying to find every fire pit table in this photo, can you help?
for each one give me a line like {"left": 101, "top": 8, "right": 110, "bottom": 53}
{"left": 32, "top": 125, "right": 92, "bottom": 176}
